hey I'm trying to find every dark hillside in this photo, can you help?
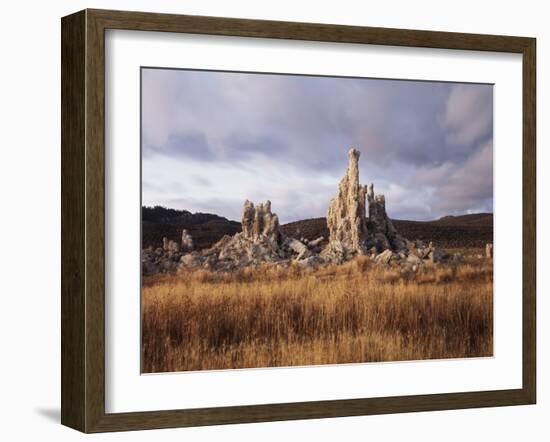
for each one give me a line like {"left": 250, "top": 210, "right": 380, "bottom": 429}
{"left": 141, "top": 206, "right": 240, "bottom": 250}
{"left": 282, "top": 214, "right": 493, "bottom": 249}
{"left": 142, "top": 206, "right": 493, "bottom": 251}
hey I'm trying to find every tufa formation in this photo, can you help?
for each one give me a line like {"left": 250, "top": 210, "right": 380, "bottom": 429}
{"left": 322, "top": 148, "right": 407, "bottom": 263}
{"left": 142, "top": 148, "right": 465, "bottom": 274}
{"left": 181, "top": 229, "right": 194, "bottom": 252}
{"left": 241, "top": 200, "right": 281, "bottom": 243}
{"left": 326, "top": 148, "right": 368, "bottom": 256}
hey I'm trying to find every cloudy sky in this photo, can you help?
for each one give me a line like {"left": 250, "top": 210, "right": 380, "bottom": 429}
{"left": 142, "top": 68, "right": 493, "bottom": 224}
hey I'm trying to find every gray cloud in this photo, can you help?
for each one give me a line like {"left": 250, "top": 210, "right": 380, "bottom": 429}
{"left": 443, "top": 84, "right": 493, "bottom": 148}
{"left": 144, "top": 132, "right": 212, "bottom": 161}
{"left": 141, "top": 68, "right": 493, "bottom": 222}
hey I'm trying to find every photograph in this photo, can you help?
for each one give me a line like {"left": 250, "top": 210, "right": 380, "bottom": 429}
{"left": 140, "top": 68, "right": 494, "bottom": 373}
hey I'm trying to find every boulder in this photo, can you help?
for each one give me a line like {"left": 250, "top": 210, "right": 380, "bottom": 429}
{"left": 406, "top": 254, "right": 422, "bottom": 265}
{"left": 180, "top": 252, "right": 201, "bottom": 267}
{"left": 429, "top": 247, "right": 450, "bottom": 263}
{"left": 375, "top": 249, "right": 394, "bottom": 265}
{"left": 142, "top": 260, "right": 159, "bottom": 275}
{"left": 308, "top": 236, "right": 325, "bottom": 248}
{"left": 297, "top": 255, "right": 324, "bottom": 267}
{"left": 287, "top": 238, "right": 311, "bottom": 260}
{"left": 160, "top": 259, "right": 176, "bottom": 272}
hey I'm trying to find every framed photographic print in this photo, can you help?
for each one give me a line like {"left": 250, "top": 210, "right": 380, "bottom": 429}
{"left": 61, "top": 9, "right": 536, "bottom": 433}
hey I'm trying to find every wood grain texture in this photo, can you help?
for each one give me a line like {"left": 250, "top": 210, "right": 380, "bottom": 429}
{"left": 61, "top": 10, "right": 86, "bottom": 432}
{"left": 522, "top": 38, "right": 537, "bottom": 403}
{"left": 60, "top": 8, "right": 537, "bottom": 433}
{"left": 90, "top": 389, "right": 530, "bottom": 432}
{"left": 85, "top": 10, "right": 107, "bottom": 432}
{"left": 89, "top": 8, "right": 532, "bottom": 52}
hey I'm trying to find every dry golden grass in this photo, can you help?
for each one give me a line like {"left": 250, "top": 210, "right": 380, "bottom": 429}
{"left": 142, "top": 255, "right": 493, "bottom": 373}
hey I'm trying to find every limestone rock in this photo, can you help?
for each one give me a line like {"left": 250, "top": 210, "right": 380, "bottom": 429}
{"left": 241, "top": 200, "right": 282, "bottom": 243}
{"left": 308, "top": 236, "right": 324, "bottom": 248}
{"left": 296, "top": 255, "right": 323, "bottom": 267}
{"left": 167, "top": 240, "right": 179, "bottom": 253}
{"left": 141, "top": 255, "right": 159, "bottom": 275}
{"left": 324, "top": 148, "right": 407, "bottom": 261}
{"left": 320, "top": 240, "right": 346, "bottom": 264}
{"left": 287, "top": 238, "right": 311, "bottom": 260}
{"left": 165, "top": 259, "right": 178, "bottom": 271}
{"left": 143, "top": 148, "right": 465, "bottom": 274}
{"left": 181, "top": 229, "right": 194, "bottom": 252}
{"left": 366, "top": 184, "right": 407, "bottom": 252}
{"left": 375, "top": 249, "right": 394, "bottom": 265}
{"left": 371, "top": 232, "right": 391, "bottom": 252}
{"left": 406, "top": 254, "right": 423, "bottom": 265}
{"left": 180, "top": 252, "right": 202, "bottom": 267}
{"left": 326, "top": 148, "right": 368, "bottom": 256}
{"left": 177, "top": 200, "right": 288, "bottom": 272}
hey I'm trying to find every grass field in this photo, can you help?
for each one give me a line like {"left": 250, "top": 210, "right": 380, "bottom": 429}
{"left": 141, "top": 252, "right": 493, "bottom": 373}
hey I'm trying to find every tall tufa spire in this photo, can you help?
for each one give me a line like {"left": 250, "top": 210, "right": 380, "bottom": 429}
{"left": 325, "top": 148, "right": 369, "bottom": 256}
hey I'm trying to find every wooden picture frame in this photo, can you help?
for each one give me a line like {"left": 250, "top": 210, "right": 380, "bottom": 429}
{"left": 61, "top": 8, "right": 536, "bottom": 433}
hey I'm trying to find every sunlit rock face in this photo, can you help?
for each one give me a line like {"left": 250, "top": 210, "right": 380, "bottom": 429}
{"left": 326, "top": 148, "right": 369, "bottom": 257}
{"left": 323, "top": 148, "right": 407, "bottom": 262}
{"left": 241, "top": 200, "right": 281, "bottom": 244}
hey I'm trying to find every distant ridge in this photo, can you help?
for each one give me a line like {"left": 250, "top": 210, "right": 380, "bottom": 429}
{"left": 142, "top": 206, "right": 240, "bottom": 250}
{"left": 142, "top": 205, "right": 237, "bottom": 225}
{"left": 431, "top": 213, "right": 493, "bottom": 226}
{"left": 142, "top": 206, "right": 492, "bottom": 250}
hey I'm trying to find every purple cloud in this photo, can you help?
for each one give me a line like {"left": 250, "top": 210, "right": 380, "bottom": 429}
{"left": 141, "top": 68, "right": 493, "bottom": 222}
